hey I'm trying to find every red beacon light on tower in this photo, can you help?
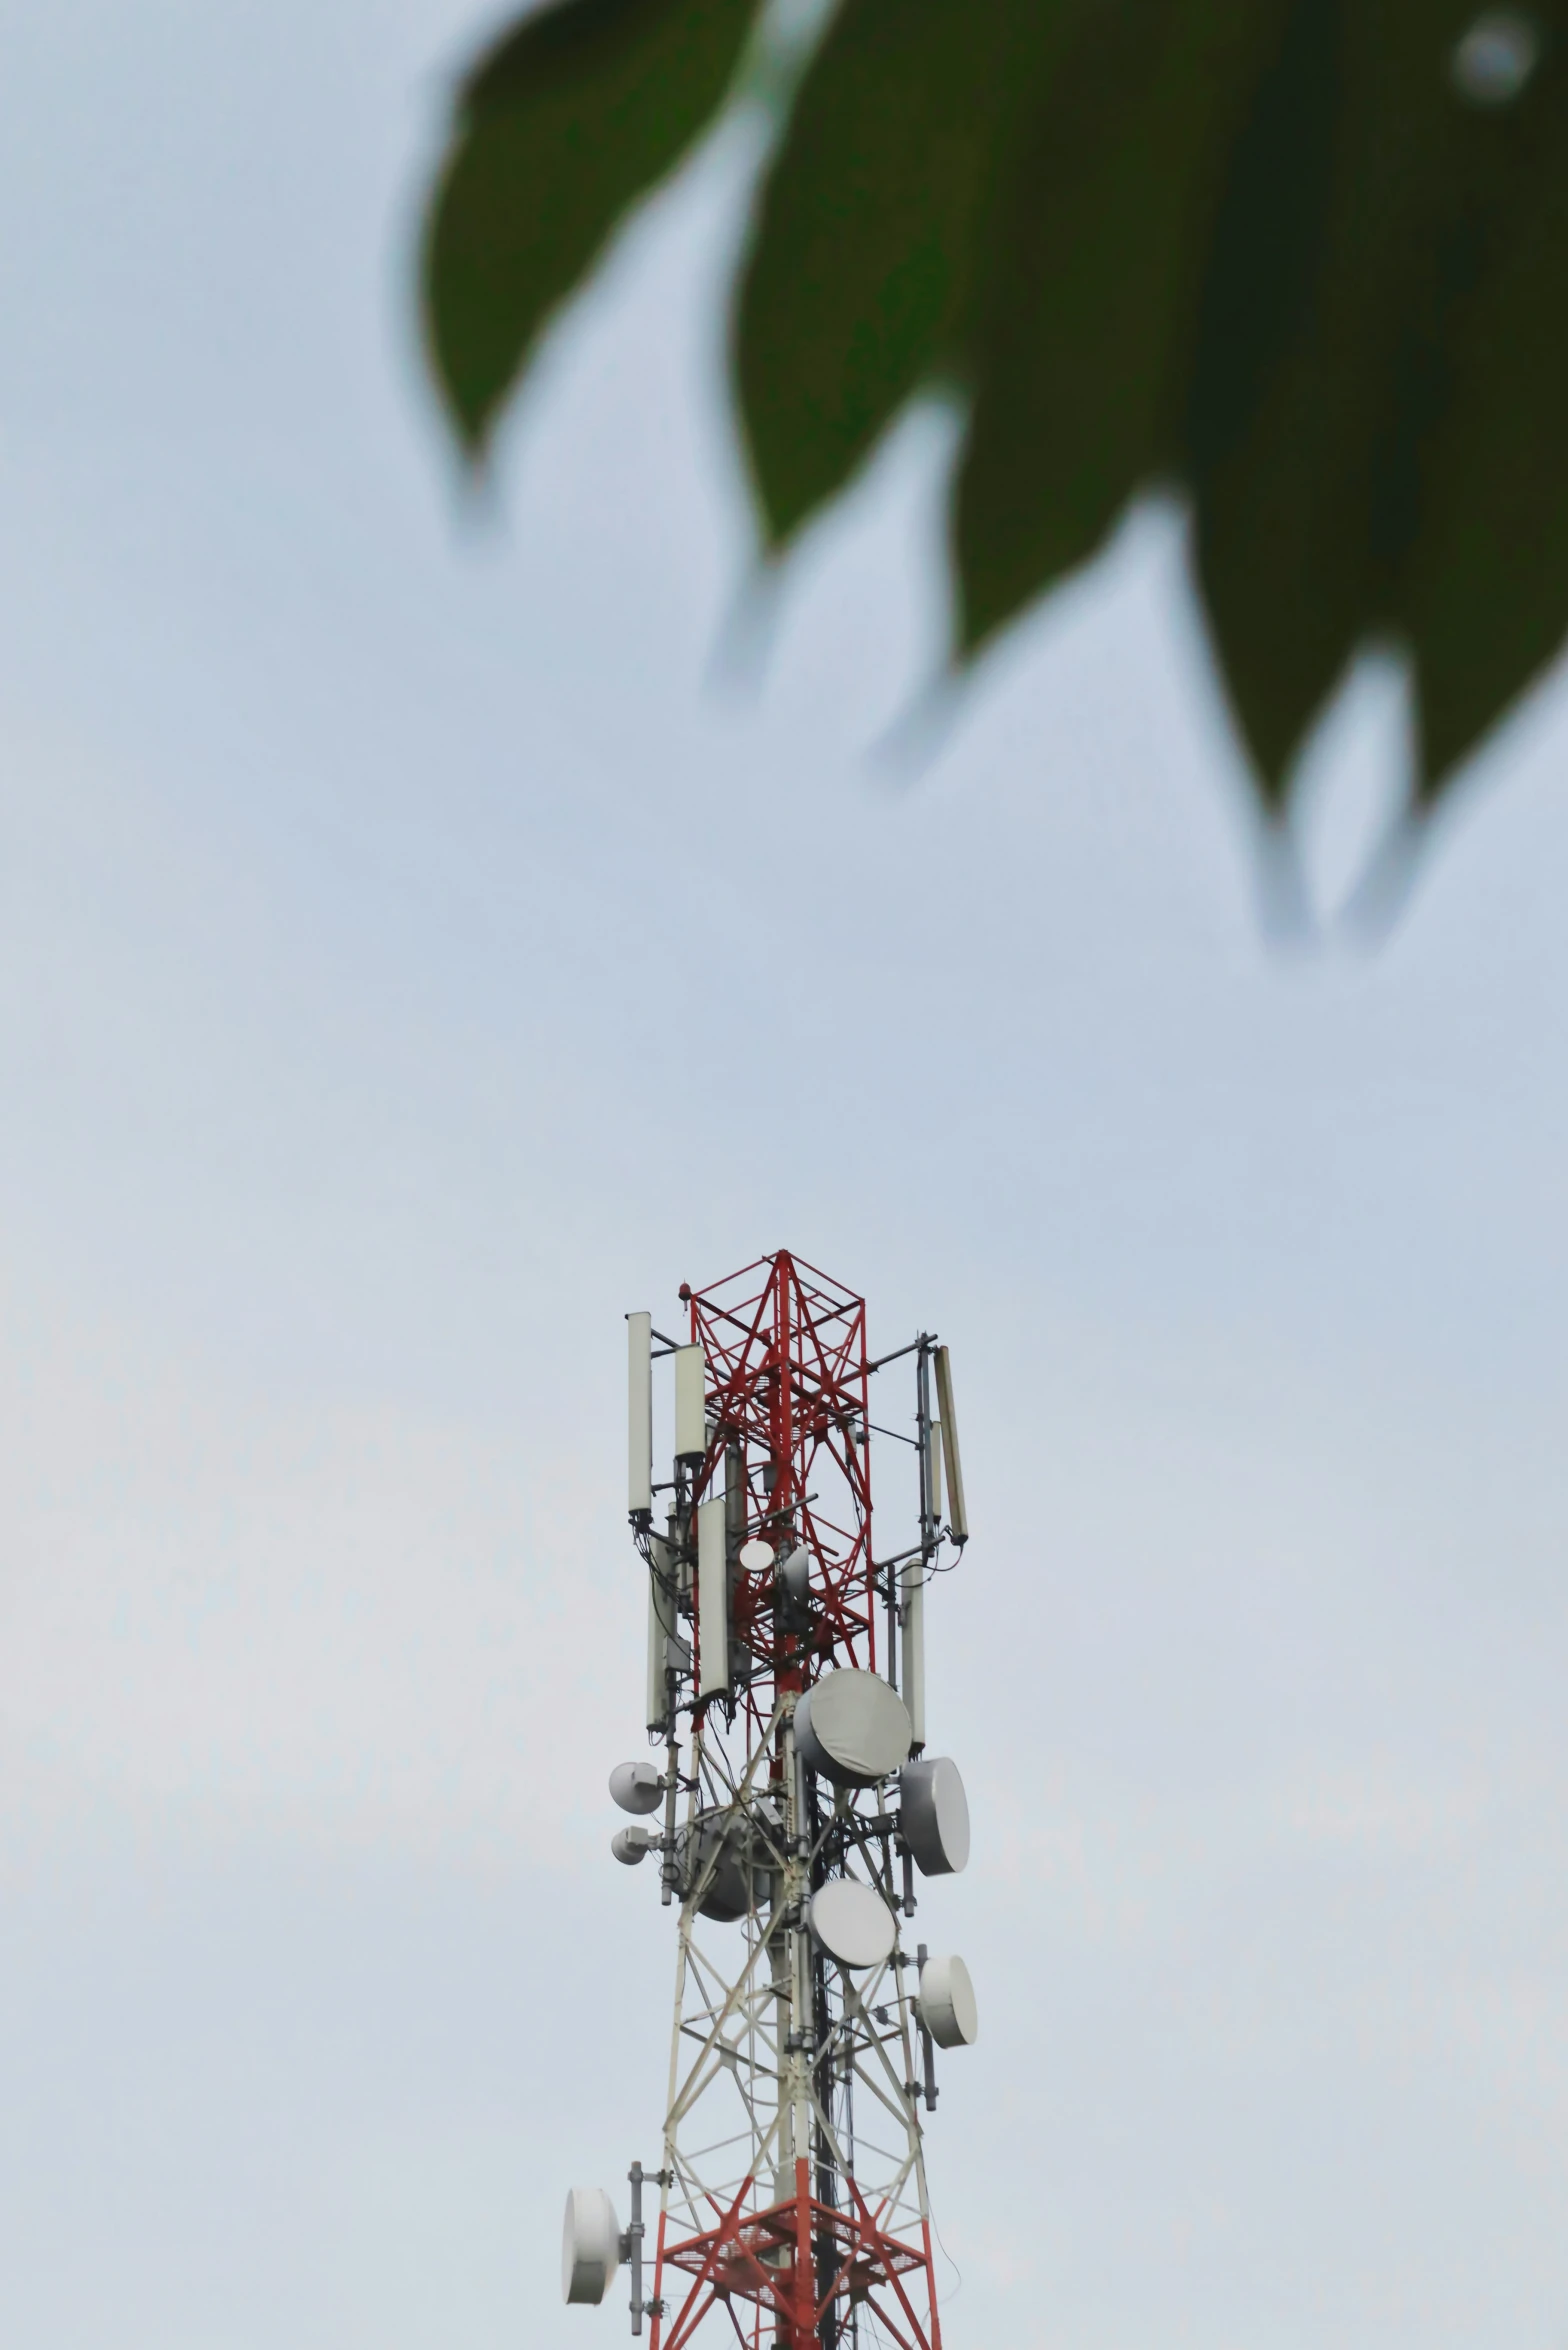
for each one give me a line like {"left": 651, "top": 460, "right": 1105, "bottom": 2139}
{"left": 570, "top": 1249, "right": 976, "bottom": 2350}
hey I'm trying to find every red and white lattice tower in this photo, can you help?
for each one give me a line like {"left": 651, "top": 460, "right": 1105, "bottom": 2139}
{"left": 564, "top": 1250, "right": 975, "bottom": 2350}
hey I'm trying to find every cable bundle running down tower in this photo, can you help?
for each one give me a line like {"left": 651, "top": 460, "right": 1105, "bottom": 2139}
{"left": 564, "top": 1250, "right": 976, "bottom": 2350}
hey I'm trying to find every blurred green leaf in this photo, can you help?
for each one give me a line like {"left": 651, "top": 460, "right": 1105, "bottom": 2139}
{"left": 955, "top": 0, "right": 1293, "bottom": 662}
{"left": 421, "top": 0, "right": 1568, "bottom": 824}
{"left": 734, "top": 0, "right": 1061, "bottom": 551}
{"left": 1400, "top": 47, "right": 1568, "bottom": 793}
{"left": 1188, "top": 0, "right": 1568, "bottom": 799}
{"left": 1182, "top": 0, "right": 1352, "bottom": 797}
{"left": 424, "top": 0, "right": 760, "bottom": 453}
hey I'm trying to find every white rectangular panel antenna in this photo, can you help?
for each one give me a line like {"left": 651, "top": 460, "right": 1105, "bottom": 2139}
{"left": 628, "top": 1312, "right": 653, "bottom": 1517}
{"left": 696, "top": 1496, "right": 728, "bottom": 1700}
{"left": 669, "top": 1505, "right": 692, "bottom": 1599}
{"left": 933, "top": 1346, "right": 967, "bottom": 1542}
{"left": 901, "top": 1557, "right": 925, "bottom": 1750}
{"left": 927, "top": 1421, "right": 944, "bottom": 1531}
{"left": 674, "top": 1344, "right": 707, "bottom": 1463}
{"left": 646, "top": 1534, "right": 676, "bottom": 1735}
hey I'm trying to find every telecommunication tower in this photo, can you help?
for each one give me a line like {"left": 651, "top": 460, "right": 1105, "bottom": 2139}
{"left": 563, "top": 1250, "right": 976, "bottom": 2350}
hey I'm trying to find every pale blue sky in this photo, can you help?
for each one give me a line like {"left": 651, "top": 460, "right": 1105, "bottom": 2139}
{"left": 2, "top": 5, "right": 1568, "bottom": 2347}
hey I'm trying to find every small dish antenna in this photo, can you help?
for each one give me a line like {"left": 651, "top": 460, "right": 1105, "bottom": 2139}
{"left": 738, "top": 1538, "right": 774, "bottom": 1574}
{"left": 916, "top": 1954, "right": 978, "bottom": 2049}
{"left": 777, "top": 1543, "right": 811, "bottom": 1604}
{"left": 899, "top": 1757, "right": 970, "bottom": 1876}
{"left": 676, "top": 1809, "right": 779, "bottom": 1922}
{"left": 562, "top": 2186, "right": 622, "bottom": 2304}
{"left": 807, "top": 1878, "right": 897, "bottom": 1970}
{"left": 794, "top": 1669, "right": 912, "bottom": 1786}
{"left": 610, "top": 1761, "right": 664, "bottom": 1816}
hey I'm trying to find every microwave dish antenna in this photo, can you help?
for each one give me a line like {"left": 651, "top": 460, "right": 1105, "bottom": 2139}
{"left": 610, "top": 1761, "right": 664, "bottom": 1817}
{"left": 806, "top": 1877, "right": 899, "bottom": 1970}
{"left": 899, "top": 1756, "right": 971, "bottom": 1877}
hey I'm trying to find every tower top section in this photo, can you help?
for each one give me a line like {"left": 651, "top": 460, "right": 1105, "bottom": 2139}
{"left": 630, "top": 1247, "right": 966, "bottom": 1747}
{"left": 685, "top": 1249, "right": 873, "bottom": 1706}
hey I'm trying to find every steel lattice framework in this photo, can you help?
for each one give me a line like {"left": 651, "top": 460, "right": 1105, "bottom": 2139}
{"left": 687, "top": 1252, "right": 876, "bottom": 1709}
{"left": 619, "top": 1250, "right": 965, "bottom": 2350}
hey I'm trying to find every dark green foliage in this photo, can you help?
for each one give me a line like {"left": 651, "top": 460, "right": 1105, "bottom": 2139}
{"left": 957, "top": 0, "right": 1296, "bottom": 661}
{"left": 421, "top": 0, "right": 1568, "bottom": 810}
{"left": 424, "top": 0, "right": 761, "bottom": 452}
{"left": 1393, "top": 20, "right": 1568, "bottom": 791}
{"left": 1188, "top": 0, "right": 1568, "bottom": 800}
{"left": 733, "top": 0, "right": 1064, "bottom": 550}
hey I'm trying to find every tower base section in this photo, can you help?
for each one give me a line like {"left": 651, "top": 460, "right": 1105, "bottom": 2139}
{"left": 656, "top": 2160, "right": 941, "bottom": 2350}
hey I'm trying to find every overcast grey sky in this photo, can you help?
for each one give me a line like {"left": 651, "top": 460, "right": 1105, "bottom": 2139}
{"left": 2, "top": 5, "right": 1568, "bottom": 2347}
